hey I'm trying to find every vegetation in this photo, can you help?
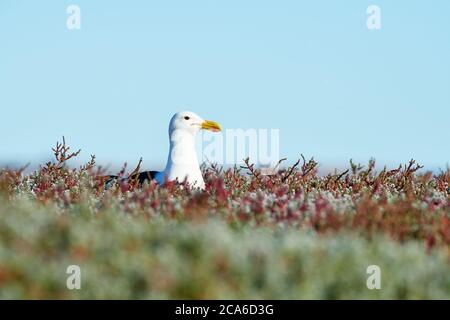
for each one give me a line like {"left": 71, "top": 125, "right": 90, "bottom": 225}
{"left": 0, "top": 138, "right": 449, "bottom": 299}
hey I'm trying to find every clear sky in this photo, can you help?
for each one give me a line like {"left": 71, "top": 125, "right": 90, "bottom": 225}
{"left": 1, "top": 1, "right": 449, "bottom": 172}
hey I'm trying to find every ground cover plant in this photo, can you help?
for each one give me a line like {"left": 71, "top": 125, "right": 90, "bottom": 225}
{"left": 0, "top": 138, "right": 449, "bottom": 299}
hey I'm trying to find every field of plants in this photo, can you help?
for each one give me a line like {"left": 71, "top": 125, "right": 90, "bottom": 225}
{"left": 0, "top": 139, "right": 449, "bottom": 299}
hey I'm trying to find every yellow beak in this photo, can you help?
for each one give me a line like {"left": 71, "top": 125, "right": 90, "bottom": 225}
{"left": 201, "top": 120, "right": 222, "bottom": 132}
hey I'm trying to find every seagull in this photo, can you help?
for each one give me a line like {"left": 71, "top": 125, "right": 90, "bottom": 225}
{"left": 106, "top": 111, "right": 221, "bottom": 190}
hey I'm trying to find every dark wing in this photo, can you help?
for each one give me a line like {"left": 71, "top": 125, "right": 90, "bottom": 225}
{"left": 128, "top": 171, "right": 159, "bottom": 185}
{"left": 102, "top": 171, "right": 159, "bottom": 189}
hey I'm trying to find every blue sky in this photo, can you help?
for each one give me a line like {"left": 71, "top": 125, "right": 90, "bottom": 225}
{"left": 1, "top": 1, "right": 449, "bottom": 171}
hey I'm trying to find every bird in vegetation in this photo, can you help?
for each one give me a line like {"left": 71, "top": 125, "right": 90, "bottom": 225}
{"left": 106, "top": 111, "right": 221, "bottom": 190}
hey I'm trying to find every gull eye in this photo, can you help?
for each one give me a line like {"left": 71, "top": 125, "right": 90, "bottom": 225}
{"left": 184, "top": 116, "right": 190, "bottom": 120}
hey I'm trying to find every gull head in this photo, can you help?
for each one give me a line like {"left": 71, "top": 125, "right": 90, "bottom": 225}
{"left": 168, "top": 111, "right": 222, "bottom": 137}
